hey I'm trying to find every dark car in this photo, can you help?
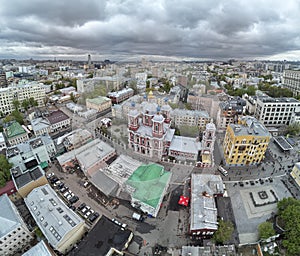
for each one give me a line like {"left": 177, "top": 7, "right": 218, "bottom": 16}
{"left": 58, "top": 182, "right": 65, "bottom": 189}
{"left": 78, "top": 203, "right": 86, "bottom": 211}
{"left": 69, "top": 196, "right": 79, "bottom": 204}
{"left": 239, "top": 182, "right": 244, "bottom": 187}
{"left": 60, "top": 186, "right": 68, "bottom": 193}
{"left": 70, "top": 205, "right": 76, "bottom": 211}
{"left": 50, "top": 176, "right": 59, "bottom": 184}
{"left": 250, "top": 180, "right": 255, "bottom": 186}
{"left": 88, "top": 212, "right": 100, "bottom": 223}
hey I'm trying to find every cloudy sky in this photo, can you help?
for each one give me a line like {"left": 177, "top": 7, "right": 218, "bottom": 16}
{"left": 0, "top": 0, "right": 300, "bottom": 61}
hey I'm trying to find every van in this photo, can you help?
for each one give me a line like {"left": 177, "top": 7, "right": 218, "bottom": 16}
{"left": 218, "top": 166, "right": 228, "bottom": 176}
{"left": 132, "top": 212, "right": 142, "bottom": 221}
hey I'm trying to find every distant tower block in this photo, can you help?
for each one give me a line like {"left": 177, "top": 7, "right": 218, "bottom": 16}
{"left": 88, "top": 54, "right": 91, "bottom": 65}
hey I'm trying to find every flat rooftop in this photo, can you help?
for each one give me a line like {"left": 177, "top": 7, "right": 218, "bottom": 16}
{"left": 274, "top": 136, "right": 293, "bottom": 151}
{"left": 71, "top": 216, "right": 132, "bottom": 256}
{"left": 12, "top": 166, "right": 44, "bottom": 189}
{"left": 24, "top": 184, "right": 84, "bottom": 248}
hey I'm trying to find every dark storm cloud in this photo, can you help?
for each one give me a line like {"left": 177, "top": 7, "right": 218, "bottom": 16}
{"left": 0, "top": 0, "right": 300, "bottom": 60}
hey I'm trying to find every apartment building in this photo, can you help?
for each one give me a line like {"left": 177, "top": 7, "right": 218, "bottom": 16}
{"left": 283, "top": 70, "right": 300, "bottom": 96}
{"left": 171, "top": 109, "right": 210, "bottom": 129}
{"left": 254, "top": 97, "right": 300, "bottom": 127}
{"left": 25, "top": 184, "right": 85, "bottom": 254}
{"left": 223, "top": 116, "right": 271, "bottom": 166}
{"left": 216, "top": 97, "right": 246, "bottom": 129}
{"left": 0, "top": 83, "right": 46, "bottom": 115}
{"left": 0, "top": 194, "right": 33, "bottom": 255}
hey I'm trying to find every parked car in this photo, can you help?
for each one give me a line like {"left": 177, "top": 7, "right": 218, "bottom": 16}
{"left": 88, "top": 212, "right": 100, "bottom": 223}
{"left": 53, "top": 180, "right": 61, "bottom": 187}
{"left": 60, "top": 186, "right": 68, "bottom": 193}
{"left": 84, "top": 211, "right": 92, "bottom": 219}
{"left": 47, "top": 172, "right": 54, "bottom": 178}
{"left": 69, "top": 196, "right": 79, "bottom": 204}
{"left": 63, "top": 191, "right": 70, "bottom": 198}
{"left": 50, "top": 176, "right": 59, "bottom": 184}
{"left": 66, "top": 194, "right": 73, "bottom": 200}
{"left": 81, "top": 207, "right": 89, "bottom": 214}
{"left": 78, "top": 203, "right": 86, "bottom": 211}
{"left": 218, "top": 166, "right": 228, "bottom": 176}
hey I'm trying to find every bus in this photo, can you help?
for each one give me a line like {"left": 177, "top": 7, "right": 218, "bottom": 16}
{"left": 218, "top": 165, "right": 228, "bottom": 176}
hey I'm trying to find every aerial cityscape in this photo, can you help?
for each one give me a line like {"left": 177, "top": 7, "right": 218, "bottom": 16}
{"left": 0, "top": 1, "right": 300, "bottom": 256}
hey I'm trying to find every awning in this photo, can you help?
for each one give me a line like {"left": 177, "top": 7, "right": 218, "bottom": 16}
{"left": 40, "top": 161, "right": 48, "bottom": 169}
{"left": 178, "top": 195, "right": 189, "bottom": 206}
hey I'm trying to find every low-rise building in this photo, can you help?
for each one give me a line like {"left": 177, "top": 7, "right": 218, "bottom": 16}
{"left": 223, "top": 116, "right": 271, "bottom": 166}
{"left": 7, "top": 135, "right": 56, "bottom": 170}
{"left": 57, "top": 138, "right": 116, "bottom": 176}
{"left": 125, "top": 163, "right": 171, "bottom": 217}
{"left": 47, "top": 110, "right": 71, "bottom": 133}
{"left": 86, "top": 96, "right": 112, "bottom": 113}
{"left": 190, "top": 174, "right": 224, "bottom": 237}
{"left": 25, "top": 184, "right": 86, "bottom": 254}
{"left": 0, "top": 194, "right": 33, "bottom": 255}
{"left": 63, "top": 129, "right": 93, "bottom": 151}
{"left": 290, "top": 162, "right": 300, "bottom": 188}
{"left": 171, "top": 109, "right": 210, "bottom": 129}
{"left": 4, "top": 121, "right": 29, "bottom": 146}
{"left": 71, "top": 216, "right": 133, "bottom": 256}
{"left": 22, "top": 240, "right": 55, "bottom": 256}
{"left": 107, "top": 87, "right": 134, "bottom": 104}
{"left": 11, "top": 165, "right": 48, "bottom": 198}
{"left": 30, "top": 117, "right": 50, "bottom": 136}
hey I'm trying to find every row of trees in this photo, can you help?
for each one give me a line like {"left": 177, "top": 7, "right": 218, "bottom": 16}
{"left": 0, "top": 155, "right": 13, "bottom": 188}
{"left": 12, "top": 98, "right": 38, "bottom": 111}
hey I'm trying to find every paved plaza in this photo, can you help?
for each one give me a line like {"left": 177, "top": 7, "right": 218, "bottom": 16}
{"left": 225, "top": 175, "right": 293, "bottom": 244}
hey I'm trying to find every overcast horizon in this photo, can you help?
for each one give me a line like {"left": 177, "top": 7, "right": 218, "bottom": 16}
{"left": 1, "top": 0, "right": 300, "bottom": 61}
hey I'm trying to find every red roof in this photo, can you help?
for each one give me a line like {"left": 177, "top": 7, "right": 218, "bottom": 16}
{"left": 0, "top": 180, "right": 17, "bottom": 196}
{"left": 178, "top": 195, "right": 189, "bottom": 207}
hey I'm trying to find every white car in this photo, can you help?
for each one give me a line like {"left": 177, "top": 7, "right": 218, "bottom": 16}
{"left": 84, "top": 211, "right": 91, "bottom": 219}
{"left": 63, "top": 191, "right": 70, "bottom": 198}
{"left": 66, "top": 194, "right": 72, "bottom": 200}
{"left": 54, "top": 180, "right": 61, "bottom": 187}
{"left": 47, "top": 172, "right": 54, "bottom": 178}
{"left": 81, "top": 207, "right": 88, "bottom": 214}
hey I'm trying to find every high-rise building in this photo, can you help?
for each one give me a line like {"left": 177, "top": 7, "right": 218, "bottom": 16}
{"left": 254, "top": 96, "right": 300, "bottom": 127}
{"left": 0, "top": 194, "right": 33, "bottom": 255}
{"left": 0, "top": 83, "right": 46, "bottom": 115}
{"left": 87, "top": 54, "right": 91, "bottom": 65}
{"left": 223, "top": 116, "right": 271, "bottom": 166}
{"left": 283, "top": 70, "right": 300, "bottom": 96}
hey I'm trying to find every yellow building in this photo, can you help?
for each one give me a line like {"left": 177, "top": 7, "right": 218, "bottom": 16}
{"left": 223, "top": 116, "right": 271, "bottom": 166}
{"left": 86, "top": 96, "right": 112, "bottom": 113}
{"left": 290, "top": 163, "right": 300, "bottom": 188}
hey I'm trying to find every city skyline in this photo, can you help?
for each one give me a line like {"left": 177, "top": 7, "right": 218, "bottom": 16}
{"left": 0, "top": 0, "right": 300, "bottom": 61}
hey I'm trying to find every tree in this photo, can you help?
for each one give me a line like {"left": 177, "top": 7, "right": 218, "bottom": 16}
{"left": 213, "top": 220, "right": 234, "bottom": 244}
{"left": 286, "top": 123, "right": 300, "bottom": 136}
{"left": 277, "top": 198, "right": 300, "bottom": 256}
{"left": 258, "top": 221, "right": 276, "bottom": 240}
{"left": 0, "top": 155, "right": 13, "bottom": 188}
{"left": 12, "top": 99, "right": 20, "bottom": 110}
{"left": 70, "top": 93, "right": 77, "bottom": 103}
{"left": 29, "top": 97, "right": 38, "bottom": 107}
{"left": 11, "top": 111, "right": 24, "bottom": 124}
{"left": 21, "top": 99, "right": 30, "bottom": 111}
